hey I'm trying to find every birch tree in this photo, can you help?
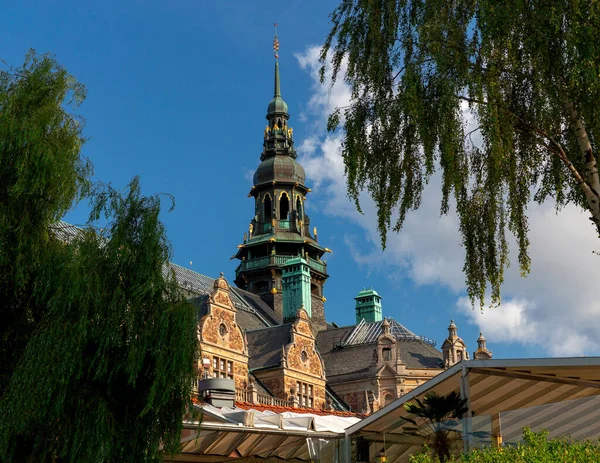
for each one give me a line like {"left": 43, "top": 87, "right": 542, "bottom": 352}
{"left": 322, "top": 0, "right": 600, "bottom": 307}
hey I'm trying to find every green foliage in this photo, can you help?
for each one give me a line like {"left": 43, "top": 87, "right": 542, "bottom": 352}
{"left": 0, "top": 52, "right": 198, "bottom": 462}
{"left": 404, "top": 392, "right": 469, "bottom": 461}
{"left": 0, "top": 50, "right": 91, "bottom": 394}
{"left": 409, "top": 428, "right": 600, "bottom": 463}
{"left": 322, "top": 0, "right": 600, "bottom": 307}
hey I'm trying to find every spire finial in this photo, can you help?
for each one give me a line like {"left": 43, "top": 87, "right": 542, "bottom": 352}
{"left": 273, "top": 23, "right": 279, "bottom": 59}
{"left": 273, "top": 24, "right": 281, "bottom": 98}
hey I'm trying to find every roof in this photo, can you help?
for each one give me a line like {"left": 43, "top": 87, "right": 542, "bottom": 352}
{"left": 246, "top": 324, "right": 292, "bottom": 370}
{"left": 346, "top": 357, "right": 600, "bottom": 463}
{"left": 355, "top": 288, "right": 381, "bottom": 299}
{"left": 316, "top": 321, "right": 443, "bottom": 379}
{"left": 343, "top": 318, "right": 436, "bottom": 347}
{"left": 51, "top": 221, "right": 85, "bottom": 243}
{"left": 178, "top": 402, "right": 361, "bottom": 461}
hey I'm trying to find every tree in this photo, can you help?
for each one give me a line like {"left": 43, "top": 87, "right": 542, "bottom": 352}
{"left": 404, "top": 391, "right": 469, "bottom": 461}
{"left": 0, "top": 52, "right": 198, "bottom": 461}
{"left": 409, "top": 428, "right": 600, "bottom": 463}
{"left": 322, "top": 0, "right": 600, "bottom": 307}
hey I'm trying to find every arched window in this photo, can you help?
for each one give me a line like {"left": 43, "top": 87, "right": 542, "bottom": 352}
{"left": 263, "top": 194, "right": 272, "bottom": 222}
{"left": 296, "top": 196, "right": 303, "bottom": 220}
{"left": 384, "top": 394, "right": 394, "bottom": 406}
{"left": 280, "top": 192, "right": 290, "bottom": 220}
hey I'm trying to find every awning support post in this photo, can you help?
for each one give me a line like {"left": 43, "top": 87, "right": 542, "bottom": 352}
{"left": 342, "top": 435, "right": 351, "bottom": 463}
{"left": 460, "top": 363, "right": 473, "bottom": 454}
{"left": 491, "top": 413, "right": 502, "bottom": 447}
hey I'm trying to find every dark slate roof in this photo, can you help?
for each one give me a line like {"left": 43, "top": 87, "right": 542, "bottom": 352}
{"left": 233, "top": 288, "right": 282, "bottom": 326}
{"left": 250, "top": 373, "right": 274, "bottom": 396}
{"left": 316, "top": 320, "right": 444, "bottom": 379}
{"left": 246, "top": 324, "right": 292, "bottom": 370}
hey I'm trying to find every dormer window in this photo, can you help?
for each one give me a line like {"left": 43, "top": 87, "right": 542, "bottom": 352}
{"left": 382, "top": 348, "right": 392, "bottom": 361}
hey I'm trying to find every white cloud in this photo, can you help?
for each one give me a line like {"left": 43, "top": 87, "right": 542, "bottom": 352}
{"left": 295, "top": 45, "right": 600, "bottom": 356}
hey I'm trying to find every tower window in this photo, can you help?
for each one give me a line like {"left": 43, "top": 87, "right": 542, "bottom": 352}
{"left": 263, "top": 194, "right": 272, "bottom": 222}
{"left": 280, "top": 192, "right": 290, "bottom": 220}
{"left": 296, "top": 196, "right": 303, "bottom": 220}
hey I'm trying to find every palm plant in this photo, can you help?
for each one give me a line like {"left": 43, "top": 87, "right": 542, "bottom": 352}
{"left": 403, "top": 391, "right": 468, "bottom": 462}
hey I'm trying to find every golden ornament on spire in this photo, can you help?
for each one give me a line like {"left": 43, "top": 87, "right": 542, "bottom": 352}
{"left": 273, "top": 23, "right": 279, "bottom": 58}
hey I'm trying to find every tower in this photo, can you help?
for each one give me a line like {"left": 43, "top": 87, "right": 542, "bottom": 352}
{"left": 282, "top": 256, "right": 312, "bottom": 322}
{"left": 442, "top": 320, "right": 469, "bottom": 368}
{"left": 354, "top": 288, "right": 383, "bottom": 324}
{"left": 234, "top": 29, "right": 329, "bottom": 331}
{"left": 473, "top": 332, "right": 492, "bottom": 360}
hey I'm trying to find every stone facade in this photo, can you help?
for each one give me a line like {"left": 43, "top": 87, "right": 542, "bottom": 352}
{"left": 197, "top": 275, "right": 249, "bottom": 391}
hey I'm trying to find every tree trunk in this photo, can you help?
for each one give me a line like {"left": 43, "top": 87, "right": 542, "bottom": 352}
{"left": 564, "top": 99, "right": 600, "bottom": 235}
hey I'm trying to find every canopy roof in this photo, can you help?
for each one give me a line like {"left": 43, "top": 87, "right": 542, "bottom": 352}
{"left": 345, "top": 357, "right": 600, "bottom": 463}
{"left": 172, "top": 404, "right": 360, "bottom": 461}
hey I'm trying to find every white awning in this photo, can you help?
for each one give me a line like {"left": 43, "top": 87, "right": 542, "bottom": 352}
{"left": 168, "top": 404, "right": 360, "bottom": 461}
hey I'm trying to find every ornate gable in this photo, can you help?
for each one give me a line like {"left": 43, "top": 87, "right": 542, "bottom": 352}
{"left": 198, "top": 273, "right": 249, "bottom": 390}
{"left": 199, "top": 273, "right": 247, "bottom": 354}
{"left": 285, "top": 308, "right": 324, "bottom": 377}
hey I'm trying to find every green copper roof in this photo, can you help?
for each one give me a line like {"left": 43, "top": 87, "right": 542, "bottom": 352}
{"left": 283, "top": 256, "right": 307, "bottom": 266}
{"left": 267, "top": 61, "right": 288, "bottom": 115}
{"left": 354, "top": 288, "right": 381, "bottom": 299}
{"left": 253, "top": 156, "right": 305, "bottom": 185}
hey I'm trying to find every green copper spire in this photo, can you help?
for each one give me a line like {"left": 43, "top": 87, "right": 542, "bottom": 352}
{"left": 267, "top": 25, "right": 288, "bottom": 116}
{"left": 274, "top": 60, "right": 281, "bottom": 98}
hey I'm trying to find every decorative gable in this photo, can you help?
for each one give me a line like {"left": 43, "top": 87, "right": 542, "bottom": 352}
{"left": 285, "top": 308, "right": 324, "bottom": 377}
{"left": 198, "top": 273, "right": 249, "bottom": 390}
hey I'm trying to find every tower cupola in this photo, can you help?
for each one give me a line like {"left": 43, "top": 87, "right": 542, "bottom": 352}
{"left": 354, "top": 288, "right": 383, "bottom": 324}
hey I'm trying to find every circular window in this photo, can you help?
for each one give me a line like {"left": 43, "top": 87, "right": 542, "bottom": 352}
{"left": 219, "top": 323, "right": 227, "bottom": 337}
{"left": 301, "top": 350, "right": 308, "bottom": 363}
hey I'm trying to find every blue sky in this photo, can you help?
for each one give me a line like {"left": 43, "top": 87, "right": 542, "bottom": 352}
{"left": 3, "top": 1, "right": 599, "bottom": 359}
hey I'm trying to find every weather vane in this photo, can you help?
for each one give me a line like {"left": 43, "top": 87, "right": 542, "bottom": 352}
{"left": 273, "top": 23, "right": 279, "bottom": 59}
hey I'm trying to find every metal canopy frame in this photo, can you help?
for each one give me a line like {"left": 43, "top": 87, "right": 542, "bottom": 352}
{"left": 344, "top": 357, "right": 600, "bottom": 463}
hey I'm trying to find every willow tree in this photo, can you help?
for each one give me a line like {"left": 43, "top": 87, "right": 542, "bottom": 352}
{"left": 0, "top": 52, "right": 198, "bottom": 461}
{"left": 322, "top": 0, "right": 600, "bottom": 306}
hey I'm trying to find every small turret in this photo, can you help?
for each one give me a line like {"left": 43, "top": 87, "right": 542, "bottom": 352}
{"left": 473, "top": 332, "right": 492, "bottom": 360}
{"left": 354, "top": 288, "right": 383, "bottom": 324}
{"left": 442, "top": 319, "right": 469, "bottom": 368}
